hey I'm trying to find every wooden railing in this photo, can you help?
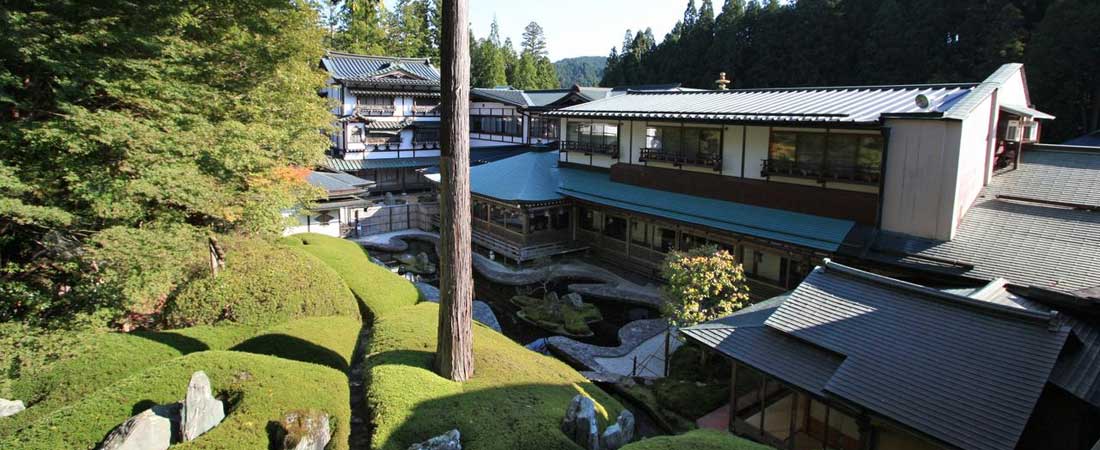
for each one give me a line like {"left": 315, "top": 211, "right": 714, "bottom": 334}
{"left": 761, "top": 159, "right": 880, "bottom": 184}
{"left": 412, "top": 140, "right": 440, "bottom": 149}
{"left": 639, "top": 148, "right": 721, "bottom": 171}
{"left": 561, "top": 140, "right": 619, "bottom": 157}
{"left": 355, "top": 105, "right": 396, "bottom": 116}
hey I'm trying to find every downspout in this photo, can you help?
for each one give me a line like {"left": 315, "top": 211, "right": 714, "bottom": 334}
{"left": 875, "top": 127, "right": 892, "bottom": 229}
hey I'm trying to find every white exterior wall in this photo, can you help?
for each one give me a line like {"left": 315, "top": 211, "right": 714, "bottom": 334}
{"left": 952, "top": 94, "right": 996, "bottom": 233}
{"left": 470, "top": 101, "right": 527, "bottom": 147}
{"left": 880, "top": 119, "right": 961, "bottom": 240}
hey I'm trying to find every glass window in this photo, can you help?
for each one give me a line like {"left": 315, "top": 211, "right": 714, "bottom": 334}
{"left": 604, "top": 215, "right": 627, "bottom": 241}
{"left": 647, "top": 126, "right": 682, "bottom": 153}
{"left": 490, "top": 205, "right": 507, "bottom": 226}
{"left": 796, "top": 132, "right": 827, "bottom": 169}
{"left": 769, "top": 132, "right": 797, "bottom": 161}
{"left": 679, "top": 232, "right": 708, "bottom": 251}
{"left": 503, "top": 209, "right": 523, "bottom": 233}
{"left": 529, "top": 210, "right": 550, "bottom": 232}
{"left": 827, "top": 134, "right": 859, "bottom": 178}
{"left": 578, "top": 207, "right": 602, "bottom": 232}
{"left": 414, "top": 128, "right": 439, "bottom": 144}
{"left": 630, "top": 221, "right": 649, "bottom": 246}
{"left": 857, "top": 135, "right": 883, "bottom": 171}
{"left": 655, "top": 227, "right": 676, "bottom": 253}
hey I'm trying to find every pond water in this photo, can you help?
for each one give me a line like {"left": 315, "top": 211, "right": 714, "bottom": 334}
{"left": 374, "top": 238, "right": 657, "bottom": 348}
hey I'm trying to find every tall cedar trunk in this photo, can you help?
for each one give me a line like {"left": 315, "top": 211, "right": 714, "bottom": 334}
{"left": 436, "top": 0, "right": 474, "bottom": 382}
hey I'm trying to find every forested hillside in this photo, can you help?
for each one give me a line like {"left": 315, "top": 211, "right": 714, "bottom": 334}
{"left": 555, "top": 56, "right": 607, "bottom": 88}
{"left": 602, "top": 0, "right": 1099, "bottom": 141}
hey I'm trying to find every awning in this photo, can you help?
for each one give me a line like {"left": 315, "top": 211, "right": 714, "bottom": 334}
{"left": 349, "top": 89, "right": 441, "bottom": 98}
{"left": 557, "top": 169, "right": 855, "bottom": 251}
{"left": 323, "top": 156, "right": 440, "bottom": 172}
{"left": 1001, "top": 104, "right": 1055, "bottom": 120}
{"left": 364, "top": 120, "right": 409, "bottom": 130}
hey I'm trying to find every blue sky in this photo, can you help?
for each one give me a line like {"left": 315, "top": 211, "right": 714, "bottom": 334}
{"left": 384, "top": 0, "right": 686, "bottom": 61}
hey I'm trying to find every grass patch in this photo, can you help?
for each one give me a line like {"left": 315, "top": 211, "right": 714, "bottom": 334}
{"left": 165, "top": 237, "right": 359, "bottom": 327}
{"left": 280, "top": 233, "right": 419, "bottom": 319}
{"left": 365, "top": 302, "right": 625, "bottom": 450}
{"left": 622, "top": 429, "right": 774, "bottom": 450}
{"left": 3, "top": 351, "right": 351, "bottom": 450}
{"left": 231, "top": 316, "right": 360, "bottom": 371}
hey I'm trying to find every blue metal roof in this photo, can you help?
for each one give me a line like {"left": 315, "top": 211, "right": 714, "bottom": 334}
{"left": 426, "top": 151, "right": 559, "bottom": 203}
{"left": 557, "top": 168, "right": 855, "bottom": 251}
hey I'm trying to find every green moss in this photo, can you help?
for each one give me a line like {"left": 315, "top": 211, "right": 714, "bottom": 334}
{"left": 365, "top": 302, "right": 625, "bottom": 450}
{"left": 3, "top": 351, "right": 351, "bottom": 450}
{"left": 279, "top": 233, "right": 419, "bottom": 319}
{"left": 513, "top": 295, "right": 603, "bottom": 338}
{"left": 619, "top": 383, "right": 697, "bottom": 433}
{"left": 653, "top": 378, "right": 730, "bottom": 420}
{"left": 2, "top": 316, "right": 359, "bottom": 436}
{"left": 165, "top": 237, "right": 358, "bottom": 327}
{"left": 622, "top": 429, "right": 774, "bottom": 450}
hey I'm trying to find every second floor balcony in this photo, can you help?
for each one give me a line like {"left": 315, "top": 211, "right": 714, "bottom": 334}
{"left": 412, "top": 104, "right": 440, "bottom": 116}
{"left": 560, "top": 140, "right": 619, "bottom": 157}
{"left": 639, "top": 148, "right": 722, "bottom": 171}
{"left": 761, "top": 159, "right": 881, "bottom": 184}
{"left": 355, "top": 104, "right": 396, "bottom": 116}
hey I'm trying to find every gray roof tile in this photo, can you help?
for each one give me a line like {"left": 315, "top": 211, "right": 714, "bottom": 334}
{"left": 321, "top": 51, "right": 440, "bottom": 83}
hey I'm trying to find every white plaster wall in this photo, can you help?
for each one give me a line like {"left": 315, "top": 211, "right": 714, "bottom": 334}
{"left": 720, "top": 125, "right": 746, "bottom": 176}
{"left": 881, "top": 119, "right": 961, "bottom": 240}
{"left": 743, "top": 126, "right": 771, "bottom": 180}
{"left": 952, "top": 94, "right": 996, "bottom": 233}
{"left": 997, "top": 68, "right": 1029, "bottom": 106}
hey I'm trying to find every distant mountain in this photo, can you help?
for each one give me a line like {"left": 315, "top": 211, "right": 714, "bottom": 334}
{"left": 553, "top": 56, "right": 607, "bottom": 88}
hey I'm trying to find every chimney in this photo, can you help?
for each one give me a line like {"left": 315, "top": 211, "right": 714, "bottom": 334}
{"left": 715, "top": 72, "right": 731, "bottom": 90}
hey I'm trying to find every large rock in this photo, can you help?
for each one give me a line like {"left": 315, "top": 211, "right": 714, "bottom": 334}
{"left": 563, "top": 292, "right": 585, "bottom": 309}
{"left": 279, "top": 410, "right": 331, "bottom": 450}
{"left": 601, "top": 423, "right": 625, "bottom": 450}
{"left": 616, "top": 410, "right": 635, "bottom": 444}
{"left": 0, "top": 398, "right": 25, "bottom": 417}
{"left": 407, "top": 429, "right": 461, "bottom": 450}
{"left": 561, "top": 395, "right": 600, "bottom": 450}
{"left": 98, "top": 403, "right": 181, "bottom": 450}
{"left": 180, "top": 371, "right": 225, "bottom": 441}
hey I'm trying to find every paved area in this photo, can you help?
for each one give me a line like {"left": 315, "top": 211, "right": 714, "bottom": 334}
{"left": 594, "top": 328, "right": 683, "bottom": 378}
{"left": 547, "top": 318, "right": 673, "bottom": 377}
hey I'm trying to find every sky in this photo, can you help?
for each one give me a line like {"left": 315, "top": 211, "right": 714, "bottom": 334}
{"left": 384, "top": 0, "right": 687, "bottom": 61}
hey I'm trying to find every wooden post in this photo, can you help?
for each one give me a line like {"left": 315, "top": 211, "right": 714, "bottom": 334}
{"left": 435, "top": 0, "right": 474, "bottom": 382}
{"left": 729, "top": 361, "right": 739, "bottom": 433}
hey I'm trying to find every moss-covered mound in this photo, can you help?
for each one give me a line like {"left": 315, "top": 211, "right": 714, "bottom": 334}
{"left": 512, "top": 295, "right": 603, "bottom": 337}
{"left": 166, "top": 238, "right": 359, "bottom": 327}
{"left": 365, "top": 302, "right": 623, "bottom": 450}
{"left": 280, "top": 233, "right": 419, "bottom": 319}
{"left": 622, "top": 429, "right": 773, "bottom": 450}
{"left": 1, "top": 316, "right": 359, "bottom": 437}
{"left": 3, "top": 351, "right": 351, "bottom": 450}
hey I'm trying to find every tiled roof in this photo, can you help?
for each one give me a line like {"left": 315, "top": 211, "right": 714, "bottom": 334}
{"left": 321, "top": 51, "right": 440, "bottom": 83}
{"left": 471, "top": 88, "right": 533, "bottom": 107}
{"left": 871, "top": 149, "right": 1100, "bottom": 292}
{"left": 685, "top": 261, "right": 1071, "bottom": 450}
{"left": 557, "top": 168, "right": 855, "bottom": 251}
{"left": 323, "top": 156, "right": 440, "bottom": 171}
{"left": 306, "top": 170, "right": 373, "bottom": 193}
{"left": 425, "top": 151, "right": 556, "bottom": 203}
{"left": 547, "top": 82, "right": 976, "bottom": 124}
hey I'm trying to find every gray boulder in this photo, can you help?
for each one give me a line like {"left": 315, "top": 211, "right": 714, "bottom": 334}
{"left": 0, "top": 398, "right": 25, "bottom": 417}
{"left": 616, "top": 410, "right": 635, "bottom": 444}
{"left": 601, "top": 423, "right": 625, "bottom": 450}
{"left": 181, "top": 371, "right": 225, "bottom": 441}
{"left": 561, "top": 395, "right": 600, "bottom": 450}
{"left": 407, "top": 429, "right": 461, "bottom": 450}
{"left": 563, "top": 292, "right": 585, "bottom": 309}
{"left": 279, "top": 410, "right": 331, "bottom": 450}
{"left": 98, "top": 403, "right": 181, "bottom": 450}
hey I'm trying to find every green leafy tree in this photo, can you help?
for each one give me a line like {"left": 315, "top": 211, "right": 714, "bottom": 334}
{"left": 387, "top": 0, "right": 433, "bottom": 57}
{"left": 340, "top": 0, "right": 390, "bottom": 54}
{"left": 1026, "top": 0, "right": 1100, "bottom": 140}
{"left": 471, "top": 19, "right": 508, "bottom": 87}
{"left": 0, "top": 0, "right": 332, "bottom": 321}
{"left": 660, "top": 245, "right": 750, "bottom": 329}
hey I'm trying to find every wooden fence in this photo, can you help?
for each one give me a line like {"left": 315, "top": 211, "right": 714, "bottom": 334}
{"left": 344, "top": 202, "right": 440, "bottom": 237}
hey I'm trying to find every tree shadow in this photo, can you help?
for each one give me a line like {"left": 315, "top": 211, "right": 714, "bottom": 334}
{"left": 231, "top": 334, "right": 349, "bottom": 372}
{"left": 131, "top": 330, "right": 210, "bottom": 354}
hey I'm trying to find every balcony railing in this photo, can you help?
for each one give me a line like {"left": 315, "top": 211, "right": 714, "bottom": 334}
{"left": 412, "top": 105, "right": 440, "bottom": 116}
{"left": 412, "top": 140, "right": 440, "bottom": 149}
{"left": 761, "top": 159, "right": 881, "bottom": 184}
{"left": 355, "top": 105, "right": 396, "bottom": 116}
{"left": 560, "top": 140, "right": 619, "bottom": 157}
{"left": 639, "top": 148, "right": 722, "bottom": 171}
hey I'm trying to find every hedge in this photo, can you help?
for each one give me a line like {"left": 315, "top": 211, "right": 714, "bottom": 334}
{"left": 2, "top": 351, "right": 351, "bottom": 450}
{"left": 365, "top": 302, "right": 624, "bottom": 450}
{"left": 165, "top": 237, "right": 359, "bottom": 327}
{"left": 279, "top": 233, "right": 419, "bottom": 319}
{"left": 621, "top": 429, "right": 774, "bottom": 450}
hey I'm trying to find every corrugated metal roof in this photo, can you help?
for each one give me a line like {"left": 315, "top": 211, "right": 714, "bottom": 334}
{"left": 547, "top": 82, "right": 976, "bottom": 124}
{"left": 942, "top": 63, "right": 1021, "bottom": 121}
{"left": 426, "top": 151, "right": 557, "bottom": 203}
{"left": 557, "top": 168, "right": 855, "bottom": 251}
{"left": 348, "top": 89, "right": 440, "bottom": 98}
{"left": 323, "top": 156, "right": 439, "bottom": 171}
{"left": 321, "top": 51, "right": 440, "bottom": 82}
{"left": 1000, "top": 103, "right": 1055, "bottom": 120}
{"left": 306, "top": 170, "right": 373, "bottom": 193}
{"left": 761, "top": 262, "right": 1068, "bottom": 450}
{"left": 870, "top": 150, "right": 1100, "bottom": 292}
{"left": 472, "top": 88, "right": 533, "bottom": 107}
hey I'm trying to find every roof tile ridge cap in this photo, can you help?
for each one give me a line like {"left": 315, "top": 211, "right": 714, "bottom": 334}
{"left": 820, "top": 259, "right": 1053, "bottom": 323}
{"left": 325, "top": 50, "right": 426, "bottom": 62}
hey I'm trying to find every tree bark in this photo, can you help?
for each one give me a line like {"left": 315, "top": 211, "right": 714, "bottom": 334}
{"left": 435, "top": 0, "right": 474, "bottom": 382}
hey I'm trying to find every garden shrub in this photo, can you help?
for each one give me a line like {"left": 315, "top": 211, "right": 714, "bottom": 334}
{"left": 2, "top": 351, "right": 351, "bottom": 450}
{"left": 279, "top": 233, "right": 419, "bottom": 319}
{"left": 165, "top": 237, "right": 358, "bottom": 327}
{"left": 622, "top": 429, "right": 774, "bottom": 450}
{"left": 365, "top": 302, "right": 624, "bottom": 450}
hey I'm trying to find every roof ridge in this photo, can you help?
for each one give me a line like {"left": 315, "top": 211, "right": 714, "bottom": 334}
{"left": 820, "top": 260, "right": 1055, "bottom": 323}
{"left": 324, "top": 50, "right": 432, "bottom": 65}
{"left": 625, "top": 82, "right": 980, "bottom": 96}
